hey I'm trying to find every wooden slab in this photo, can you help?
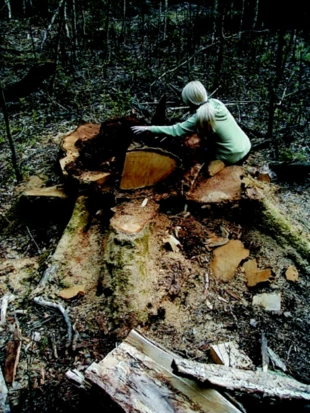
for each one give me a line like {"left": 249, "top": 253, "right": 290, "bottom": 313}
{"left": 210, "top": 240, "right": 249, "bottom": 281}
{"left": 85, "top": 329, "right": 241, "bottom": 413}
{"left": 187, "top": 166, "right": 244, "bottom": 204}
{"left": 120, "top": 149, "right": 177, "bottom": 190}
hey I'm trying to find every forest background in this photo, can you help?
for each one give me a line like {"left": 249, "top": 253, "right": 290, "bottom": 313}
{"left": 0, "top": 0, "right": 310, "bottom": 188}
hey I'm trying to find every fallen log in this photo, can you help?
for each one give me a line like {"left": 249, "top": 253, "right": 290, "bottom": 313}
{"left": 172, "top": 358, "right": 310, "bottom": 400}
{"left": 84, "top": 329, "right": 241, "bottom": 413}
{"left": 269, "top": 162, "right": 310, "bottom": 180}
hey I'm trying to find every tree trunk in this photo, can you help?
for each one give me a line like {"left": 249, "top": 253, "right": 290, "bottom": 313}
{"left": 0, "top": 86, "right": 22, "bottom": 182}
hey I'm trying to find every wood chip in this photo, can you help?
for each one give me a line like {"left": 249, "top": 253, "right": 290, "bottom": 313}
{"left": 58, "top": 285, "right": 86, "bottom": 300}
{"left": 285, "top": 265, "right": 298, "bottom": 282}
{"left": 252, "top": 293, "right": 281, "bottom": 313}
{"left": 207, "top": 160, "right": 225, "bottom": 177}
{"left": 210, "top": 240, "right": 249, "bottom": 281}
{"left": 210, "top": 341, "right": 254, "bottom": 369}
{"left": 243, "top": 259, "right": 273, "bottom": 287}
{"left": 163, "top": 234, "right": 181, "bottom": 253}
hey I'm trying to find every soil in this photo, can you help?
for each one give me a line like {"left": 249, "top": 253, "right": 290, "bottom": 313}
{"left": 1, "top": 117, "right": 310, "bottom": 413}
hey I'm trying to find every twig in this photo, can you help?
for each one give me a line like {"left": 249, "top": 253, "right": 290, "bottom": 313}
{"left": 150, "top": 41, "right": 220, "bottom": 86}
{"left": 204, "top": 272, "right": 209, "bottom": 295}
{"left": 190, "top": 163, "right": 205, "bottom": 189}
{"left": 37, "top": 264, "right": 58, "bottom": 288}
{"left": 50, "top": 332, "right": 58, "bottom": 358}
{"left": 26, "top": 226, "right": 42, "bottom": 254}
{"left": 261, "top": 332, "right": 269, "bottom": 373}
{"left": 72, "top": 321, "right": 79, "bottom": 352}
{"left": 34, "top": 297, "right": 72, "bottom": 348}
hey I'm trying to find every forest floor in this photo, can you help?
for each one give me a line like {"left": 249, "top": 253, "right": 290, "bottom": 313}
{"left": 1, "top": 17, "right": 310, "bottom": 413}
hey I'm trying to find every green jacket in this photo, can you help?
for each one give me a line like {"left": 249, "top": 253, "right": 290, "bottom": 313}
{"left": 149, "top": 98, "right": 251, "bottom": 164}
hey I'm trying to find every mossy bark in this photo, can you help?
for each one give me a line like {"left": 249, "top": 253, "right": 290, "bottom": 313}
{"left": 102, "top": 224, "right": 158, "bottom": 326}
{"left": 244, "top": 179, "right": 310, "bottom": 273}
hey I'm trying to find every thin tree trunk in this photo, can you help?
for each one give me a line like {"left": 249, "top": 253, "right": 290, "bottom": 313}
{"left": 122, "top": 0, "right": 126, "bottom": 43}
{"left": 5, "top": 0, "right": 12, "bottom": 18}
{"left": 0, "top": 87, "right": 22, "bottom": 182}
{"left": 239, "top": 0, "right": 245, "bottom": 37}
{"left": 253, "top": 0, "right": 260, "bottom": 29}
{"left": 212, "top": 0, "right": 218, "bottom": 42}
{"left": 267, "top": 28, "right": 286, "bottom": 159}
{"left": 71, "top": 0, "right": 77, "bottom": 64}
{"left": 163, "top": 0, "right": 168, "bottom": 40}
{"left": 41, "top": 0, "right": 64, "bottom": 50}
{"left": 64, "top": 0, "right": 70, "bottom": 38}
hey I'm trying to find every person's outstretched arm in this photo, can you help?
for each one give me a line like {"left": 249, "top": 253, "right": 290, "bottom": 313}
{"left": 131, "top": 114, "right": 197, "bottom": 137}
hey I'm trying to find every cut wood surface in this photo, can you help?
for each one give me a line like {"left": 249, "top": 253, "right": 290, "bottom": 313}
{"left": 173, "top": 358, "right": 310, "bottom": 400}
{"left": 187, "top": 166, "right": 244, "bottom": 204}
{"left": 60, "top": 123, "right": 100, "bottom": 174}
{"left": 85, "top": 329, "right": 241, "bottom": 413}
{"left": 120, "top": 149, "right": 178, "bottom": 189}
{"left": 23, "top": 185, "right": 68, "bottom": 198}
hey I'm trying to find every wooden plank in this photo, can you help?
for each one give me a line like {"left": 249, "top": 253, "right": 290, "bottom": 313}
{"left": 85, "top": 330, "right": 241, "bottom": 413}
{"left": 173, "top": 358, "right": 310, "bottom": 400}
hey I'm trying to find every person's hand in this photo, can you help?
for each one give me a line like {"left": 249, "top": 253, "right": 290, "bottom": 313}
{"left": 131, "top": 126, "right": 150, "bottom": 134}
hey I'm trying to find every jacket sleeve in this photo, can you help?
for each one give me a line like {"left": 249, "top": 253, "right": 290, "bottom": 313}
{"left": 149, "top": 114, "right": 197, "bottom": 137}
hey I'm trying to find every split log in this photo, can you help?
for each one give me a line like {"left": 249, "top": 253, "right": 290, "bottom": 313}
{"left": 41, "top": 196, "right": 104, "bottom": 293}
{"left": 173, "top": 358, "right": 310, "bottom": 400}
{"left": 85, "top": 329, "right": 241, "bottom": 413}
{"left": 102, "top": 200, "right": 161, "bottom": 323}
{"left": 4, "top": 325, "right": 22, "bottom": 385}
{"left": 120, "top": 148, "right": 178, "bottom": 190}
